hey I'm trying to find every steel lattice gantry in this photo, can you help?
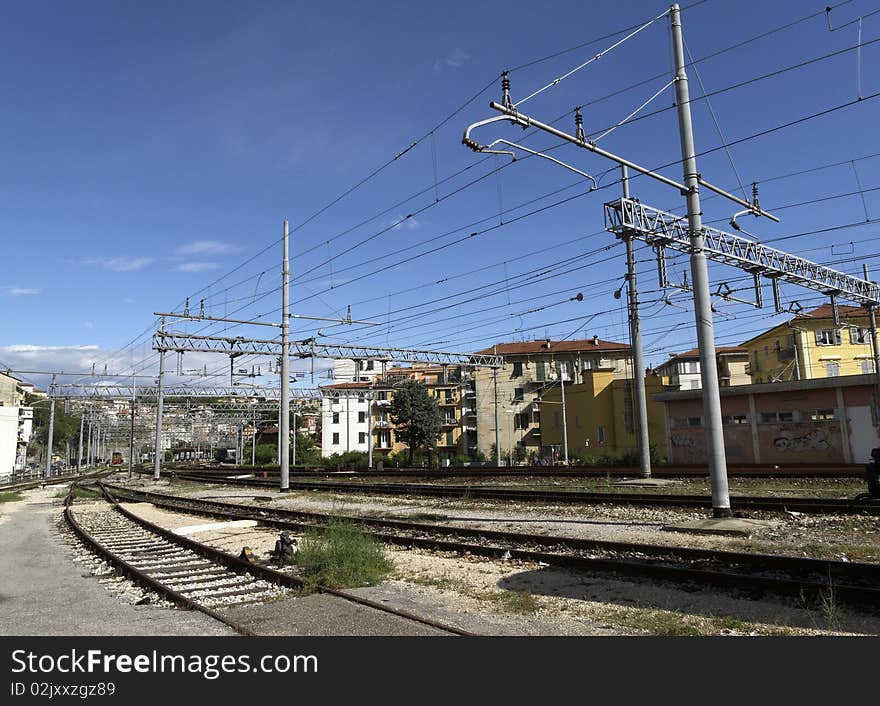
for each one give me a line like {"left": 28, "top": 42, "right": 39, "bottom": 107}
{"left": 150, "top": 331, "right": 504, "bottom": 368}
{"left": 49, "top": 384, "right": 369, "bottom": 400}
{"left": 604, "top": 197, "right": 880, "bottom": 308}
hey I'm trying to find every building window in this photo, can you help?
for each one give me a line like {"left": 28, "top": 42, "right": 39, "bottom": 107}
{"left": 721, "top": 415, "right": 748, "bottom": 425}
{"left": 558, "top": 361, "right": 573, "bottom": 381}
{"left": 332, "top": 412, "right": 339, "bottom": 424}
{"left": 513, "top": 387, "right": 524, "bottom": 402}
{"left": 850, "top": 327, "right": 870, "bottom": 344}
{"left": 445, "top": 430, "right": 454, "bottom": 446}
{"left": 358, "top": 411, "right": 365, "bottom": 423}
{"left": 809, "top": 409, "right": 836, "bottom": 421}
{"left": 689, "top": 380, "right": 701, "bottom": 390}
{"left": 597, "top": 426, "right": 606, "bottom": 444}
{"left": 678, "top": 360, "right": 699, "bottom": 375}
{"left": 760, "top": 411, "right": 795, "bottom": 423}
{"left": 514, "top": 413, "right": 529, "bottom": 430}
{"left": 512, "top": 362, "right": 523, "bottom": 377}
{"left": 536, "top": 361, "right": 546, "bottom": 381}
{"left": 377, "top": 391, "right": 387, "bottom": 400}
{"left": 365, "top": 360, "right": 374, "bottom": 371}
{"left": 861, "top": 360, "right": 875, "bottom": 375}
{"left": 815, "top": 329, "right": 841, "bottom": 346}
{"left": 357, "top": 393, "right": 365, "bottom": 402}
{"left": 752, "top": 351, "right": 760, "bottom": 372}
{"left": 332, "top": 432, "right": 339, "bottom": 445}
{"left": 358, "top": 432, "right": 366, "bottom": 444}
{"left": 826, "top": 361, "right": 841, "bottom": 377}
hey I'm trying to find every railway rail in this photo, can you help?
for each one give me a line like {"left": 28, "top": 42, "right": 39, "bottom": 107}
{"left": 165, "top": 470, "right": 880, "bottom": 516}
{"left": 64, "top": 483, "right": 470, "bottom": 636}
{"left": 1, "top": 468, "right": 113, "bottom": 494}
{"left": 165, "top": 462, "right": 863, "bottom": 478}
{"left": 103, "top": 482, "right": 880, "bottom": 610}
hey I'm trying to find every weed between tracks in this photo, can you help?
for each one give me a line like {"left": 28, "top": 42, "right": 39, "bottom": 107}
{"left": 291, "top": 519, "right": 393, "bottom": 590}
{"left": 0, "top": 491, "right": 23, "bottom": 503}
{"left": 54, "top": 486, "right": 99, "bottom": 500}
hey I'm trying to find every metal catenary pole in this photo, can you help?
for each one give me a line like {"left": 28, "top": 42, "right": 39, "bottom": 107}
{"left": 671, "top": 3, "right": 731, "bottom": 516}
{"left": 45, "top": 375, "right": 56, "bottom": 478}
{"left": 154, "top": 316, "right": 166, "bottom": 480}
{"left": 367, "top": 399, "right": 373, "bottom": 468}
{"left": 622, "top": 166, "right": 652, "bottom": 478}
{"left": 77, "top": 412, "right": 84, "bottom": 473}
{"left": 128, "top": 376, "right": 136, "bottom": 479}
{"left": 863, "top": 264, "right": 880, "bottom": 433}
{"left": 280, "top": 220, "right": 291, "bottom": 491}
{"left": 558, "top": 361, "right": 569, "bottom": 465}
{"left": 493, "top": 346, "right": 501, "bottom": 466}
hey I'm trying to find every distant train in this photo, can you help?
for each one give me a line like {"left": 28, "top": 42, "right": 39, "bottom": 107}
{"left": 110, "top": 452, "right": 124, "bottom": 466}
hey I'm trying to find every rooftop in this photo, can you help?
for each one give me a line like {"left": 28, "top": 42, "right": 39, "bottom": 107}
{"left": 474, "top": 337, "right": 630, "bottom": 356}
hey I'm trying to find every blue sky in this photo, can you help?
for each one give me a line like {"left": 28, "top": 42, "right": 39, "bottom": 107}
{"left": 2, "top": 0, "right": 880, "bottom": 388}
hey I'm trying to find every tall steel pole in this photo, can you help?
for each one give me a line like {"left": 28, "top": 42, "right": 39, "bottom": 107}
{"left": 558, "top": 362, "right": 569, "bottom": 465}
{"left": 367, "top": 399, "right": 373, "bottom": 468}
{"left": 45, "top": 375, "right": 56, "bottom": 478}
{"left": 622, "top": 166, "right": 652, "bottom": 477}
{"left": 86, "top": 418, "right": 92, "bottom": 468}
{"left": 128, "top": 377, "right": 136, "bottom": 479}
{"left": 671, "top": 3, "right": 731, "bottom": 516}
{"left": 280, "top": 220, "right": 291, "bottom": 491}
{"left": 863, "top": 265, "right": 880, "bottom": 434}
{"left": 77, "top": 412, "right": 84, "bottom": 474}
{"left": 154, "top": 316, "right": 166, "bottom": 480}
{"left": 493, "top": 366, "right": 501, "bottom": 467}
{"left": 251, "top": 407, "right": 257, "bottom": 466}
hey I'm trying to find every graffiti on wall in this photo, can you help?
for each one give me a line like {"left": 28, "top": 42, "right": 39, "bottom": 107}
{"left": 772, "top": 429, "right": 832, "bottom": 452}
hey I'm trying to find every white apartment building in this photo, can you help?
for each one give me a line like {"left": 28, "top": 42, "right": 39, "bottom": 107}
{"left": 320, "top": 359, "right": 382, "bottom": 457}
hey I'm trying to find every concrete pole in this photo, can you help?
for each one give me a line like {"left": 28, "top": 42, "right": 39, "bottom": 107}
{"left": 367, "top": 398, "right": 373, "bottom": 468}
{"left": 558, "top": 361, "right": 569, "bottom": 465}
{"left": 128, "top": 378, "right": 136, "bottom": 479}
{"left": 45, "top": 376, "right": 56, "bottom": 478}
{"left": 863, "top": 264, "right": 880, "bottom": 432}
{"left": 77, "top": 412, "right": 84, "bottom": 474}
{"left": 672, "top": 3, "right": 731, "bottom": 516}
{"left": 493, "top": 365, "right": 501, "bottom": 466}
{"left": 251, "top": 408, "right": 257, "bottom": 467}
{"left": 154, "top": 317, "right": 166, "bottom": 481}
{"left": 292, "top": 408, "right": 297, "bottom": 466}
{"left": 86, "top": 418, "right": 92, "bottom": 468}
{"left": 622, "top": 166, "right": 652, "bottom": 478}
{"left": 345, "top": 395, "right": 351, "bottom": 453}
{"left": 280, "top": 220, "right": 291, "bottom": 491}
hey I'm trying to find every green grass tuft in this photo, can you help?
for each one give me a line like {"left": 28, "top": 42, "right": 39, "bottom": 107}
{"left": 293, "top": 519, "right": 393, "bottom": 590}
{"left": 0, "top": 491, "right": 23, "bottom": 503}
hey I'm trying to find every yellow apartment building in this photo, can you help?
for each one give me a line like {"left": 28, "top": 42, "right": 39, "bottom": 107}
{"left": 741, "top": 304, "right": 878, "bottom": 383}
{"left": 539, "top": 368, "right": 670, "bottom": 462}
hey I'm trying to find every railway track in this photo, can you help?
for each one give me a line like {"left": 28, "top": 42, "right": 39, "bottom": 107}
{"left": 165, "top": 462, "right": 863, "bottom": 478}
{"left": 167, "top": 471, "right": 880, "bottom": 516}
{"left": 1, "top": 468, "right": 113, "bottom": 494}
{"left": 103, "top": 482, "right": 880, "bottom": 610}
{"left": 64, "top": 484, "right": 470, "bottom": 636}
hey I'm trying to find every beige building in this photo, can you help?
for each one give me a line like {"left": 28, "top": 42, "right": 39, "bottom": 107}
{"left": 472, "top": 337, "right": 632, "bottom": 462}
{"left": 655, "top": 346, "right": 750, "bottom": 390}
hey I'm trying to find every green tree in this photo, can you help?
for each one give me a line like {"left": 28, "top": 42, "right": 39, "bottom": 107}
{"left": 389, "top": 381, "right": 442, "bottom": 464}
{"left": 28, "top": 394, "right": 83, "bottom": 458}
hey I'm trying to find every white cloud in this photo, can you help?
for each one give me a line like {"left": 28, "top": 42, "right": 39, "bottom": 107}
{"left": 391, "top": 215, "right": 421, "bottom": 231}
{"left": 5, "top": 286, "right": 40, "bottom": 296}
{"left": 176, "top": 262, "right": 221, "bottom": 273}
{"left": 434, "top": 48, "right": 470, "bottom": 72}
{"left": 175, "top": 240, "right": 239, "bottom": 256}
{"left": 3, "top": 344, "right": 100, "bottom": 353}
{"left": 83, "top": 256, "right": 153, "bottom": 272}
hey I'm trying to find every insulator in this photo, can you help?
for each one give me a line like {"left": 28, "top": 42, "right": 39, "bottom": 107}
{"left": 574, "top": 107, "right": 586, "bottom": 142}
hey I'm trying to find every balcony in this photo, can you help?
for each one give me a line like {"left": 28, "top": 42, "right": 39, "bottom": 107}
{"left": 373, "top": 399, "right": 391, "bottom": 407}
{"left": 373, "top": 420, "right": 392, "bottom": 428}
